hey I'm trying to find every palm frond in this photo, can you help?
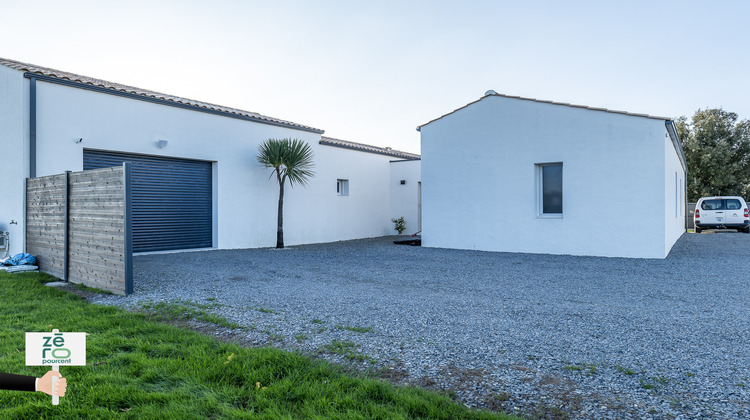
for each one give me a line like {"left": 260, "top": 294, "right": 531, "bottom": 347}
{"left": 257, "top": 139, "right": 286, "bottom": 168}
{"left": 257, "top": 138, "right": 315, "bottom": 187}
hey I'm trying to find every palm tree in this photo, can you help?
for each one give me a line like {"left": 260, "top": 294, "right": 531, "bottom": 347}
{"left": 257, "top": 138, "right": 315, "bottom": 248}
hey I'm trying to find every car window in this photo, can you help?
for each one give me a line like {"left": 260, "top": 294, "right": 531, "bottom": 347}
{"left": 701, "top": 199, "right": 724, "bottom": 210}
{"left": 725, "top": 199, "right": 742, "bottom": 210}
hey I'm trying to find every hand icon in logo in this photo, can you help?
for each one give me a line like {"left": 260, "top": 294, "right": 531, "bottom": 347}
{"left": 0, "top": 371, "right": 67, "bottom": 397}
{"left": 37, "top": 370, "right": 67, "bottom": 397}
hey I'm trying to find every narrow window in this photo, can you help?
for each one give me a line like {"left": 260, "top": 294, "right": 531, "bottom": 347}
{"left": 337, "top": 179, "right": 349, "bottom": 196}
{"left": 675, "top": 172, "right": 679, "bottom": 218}
{"left": 680, "top": 178, "right": 683, "bottom": 216}
{"left": 537, "top": 163, "right": 563, "bottom": 216}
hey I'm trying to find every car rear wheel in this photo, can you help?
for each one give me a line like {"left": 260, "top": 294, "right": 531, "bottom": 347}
{"left": 694, "top": 226, "right": 702, "bottom": 233}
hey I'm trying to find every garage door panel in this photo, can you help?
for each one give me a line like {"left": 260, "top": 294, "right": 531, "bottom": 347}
{"left": 83, "top": 150, "right": 213, "bottom": 252}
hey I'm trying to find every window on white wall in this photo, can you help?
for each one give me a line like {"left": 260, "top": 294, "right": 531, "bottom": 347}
{"left": 337, "top": 179, "right": 349, "bottom": 196}
{"left": 536, "top": 163, "right": 563, "bottom": 217}
{"left": 674, "top": 172, "right": 682, "bottom": 217}
{"left": 680, "top": 178, "right": 683, "bottom": 216}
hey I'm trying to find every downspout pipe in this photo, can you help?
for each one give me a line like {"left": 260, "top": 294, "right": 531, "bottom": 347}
{"left": 29, "top": 76, "right": 36, "bottom": 178}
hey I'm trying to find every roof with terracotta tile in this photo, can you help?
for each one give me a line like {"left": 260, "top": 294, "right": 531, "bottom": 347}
{"left": 417, "top": 91, "right": 673, "bottom": 131}
{"left": 320, "top": 137, "right": 420, "bottom": 160}
{"left": 0, "top": 57, "right": 324, "bottom": 133}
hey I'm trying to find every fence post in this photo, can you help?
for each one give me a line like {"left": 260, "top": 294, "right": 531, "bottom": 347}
{"left": 23, "top": 178, "right": 27, "bottom": 253}
{"left": 123, "top": 163, "right": 133, "bottom": 295}
{"left": 64, "top": 171, "right": 70, "bottom": 281}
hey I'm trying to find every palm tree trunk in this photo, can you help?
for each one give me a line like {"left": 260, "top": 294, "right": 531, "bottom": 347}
{"left": 276, "top": 171, "right": 285, "bottom": 249}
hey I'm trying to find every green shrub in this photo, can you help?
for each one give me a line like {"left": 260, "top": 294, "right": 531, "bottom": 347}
{"left": 391, "top": 217, "right": 407, "bottom": 234}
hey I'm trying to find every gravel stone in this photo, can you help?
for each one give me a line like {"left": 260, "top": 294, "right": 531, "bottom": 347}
{"left": 90, "top": 232, "right": 750, "bottom": 419}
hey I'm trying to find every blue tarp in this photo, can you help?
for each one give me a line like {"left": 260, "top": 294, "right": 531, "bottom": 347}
{"left": 1, "top": 253, "right": 37, "bottom": 266}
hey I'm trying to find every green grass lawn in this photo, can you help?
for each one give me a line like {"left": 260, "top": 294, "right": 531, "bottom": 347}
{"left": 0, "top": 272, "right": 517, "bottom": 419}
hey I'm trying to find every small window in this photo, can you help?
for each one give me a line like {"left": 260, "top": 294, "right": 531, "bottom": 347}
{"left": 726, "top": 199, "right": 741, "bottom": 210}
{"left": 701, "top": 199, "right": 724, "bottom": 210}
{"left": 337, "top": 179, "right": 349, "bottom": 196}
{"left": 537, "top": 163, "right": 563, "bottom": 216}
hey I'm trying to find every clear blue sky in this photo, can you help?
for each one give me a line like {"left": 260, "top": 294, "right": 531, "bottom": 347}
{"left": 2, "top": 0, "right": 748, "bottom": 154}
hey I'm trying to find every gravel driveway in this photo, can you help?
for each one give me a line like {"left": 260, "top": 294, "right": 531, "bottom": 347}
{"left": 91, "top": 233, "right": 750, "bottom": 419}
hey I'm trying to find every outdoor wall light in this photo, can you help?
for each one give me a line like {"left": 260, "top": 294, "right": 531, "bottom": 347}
{"left": 400, "top": 180, "right": 406, "bottom": 185}
{"left": 156, "top": 139, "right": 169, "bottom": 148}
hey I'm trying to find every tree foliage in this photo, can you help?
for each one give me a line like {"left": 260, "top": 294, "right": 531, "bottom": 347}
{"left": 257, "top": 138, "right": 315, "bottom": 248}
{"left": 676, "top": 108, "right": 750, "bottom": 201}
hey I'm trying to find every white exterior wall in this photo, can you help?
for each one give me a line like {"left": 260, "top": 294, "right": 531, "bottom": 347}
{"left": 0, "top": 66, "right": 27, "bottom": 255}
{"left": 421, "top": 95, "right": 679, "bottom": 258}
{"left": 288, "top": 145, "right": 394, "bottom": 245}
{"left": 664, "top": 130, "right": 686, "bottom": 254}
{"left": 1, "top": 71, "right": 403, "bottom": 253}
{"left": 389, "top": 159, "right": 421, "bottom": 234}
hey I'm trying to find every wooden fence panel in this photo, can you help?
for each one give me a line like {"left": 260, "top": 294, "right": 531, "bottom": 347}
{"left": 68, "top": 167, "right": 130, "bottom": 294}
{"left": 25, "top": 174, "right": 66, "bottom": 279}
{"left": 25, "top": 165, "right": 132, "bottom": 295}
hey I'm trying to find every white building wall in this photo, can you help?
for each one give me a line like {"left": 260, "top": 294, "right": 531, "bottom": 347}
{"left": 389, "top": 159, "right": 421, "bottom": 235}
{"left": 0, "top": 66, "right": 27, "bottom": 255}
{"left": 664, "top": 129, "right": 686, "bottom": 255}
{"left": 2, "top": 73, "right": 401, "bottom": 252}
{"left": 285, "top": 145, "right": 394, "bottom": 245}
{"left": 421, "top": 95, "right": 671, "bottom": 258}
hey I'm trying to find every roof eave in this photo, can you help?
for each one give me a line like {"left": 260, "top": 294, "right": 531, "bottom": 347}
{"left": 3, "top": 56, "right": 325, "bottom": 134}
{"left": 665, "top": 120, "right": 688, "bottom": 173}
{"left": 417, "top": 93, "right": 674, "bottom": 131}
{"left": 319, "top": 138, "right": 420, "bottom": 160}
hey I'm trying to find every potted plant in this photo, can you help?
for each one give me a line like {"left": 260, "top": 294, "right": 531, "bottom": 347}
{"left": 391, "top": 217, "right": 407, "bottom": 235}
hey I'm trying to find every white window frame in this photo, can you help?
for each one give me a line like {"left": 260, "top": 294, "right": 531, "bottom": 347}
{"left": 536, "top": 162, "right": 563, "bottom": 218}
{"left": 337, "top": 179, "right": 349, "bottom": 196}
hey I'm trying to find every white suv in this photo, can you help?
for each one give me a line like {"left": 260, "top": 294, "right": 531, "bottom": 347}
{"left": 694, "top": 196, "right": 750, "bottom": 233}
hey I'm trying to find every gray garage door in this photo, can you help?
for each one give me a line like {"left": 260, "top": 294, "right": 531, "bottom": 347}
{"left": 83, "top": 150, "right": 212, "bottom": 252}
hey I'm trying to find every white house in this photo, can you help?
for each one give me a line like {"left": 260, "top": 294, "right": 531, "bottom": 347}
{"left": 0, "top": 57, "right": 420, "bottom": 255}
{"left": 417, "top": 91, "right": 686, "bottom": 259}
